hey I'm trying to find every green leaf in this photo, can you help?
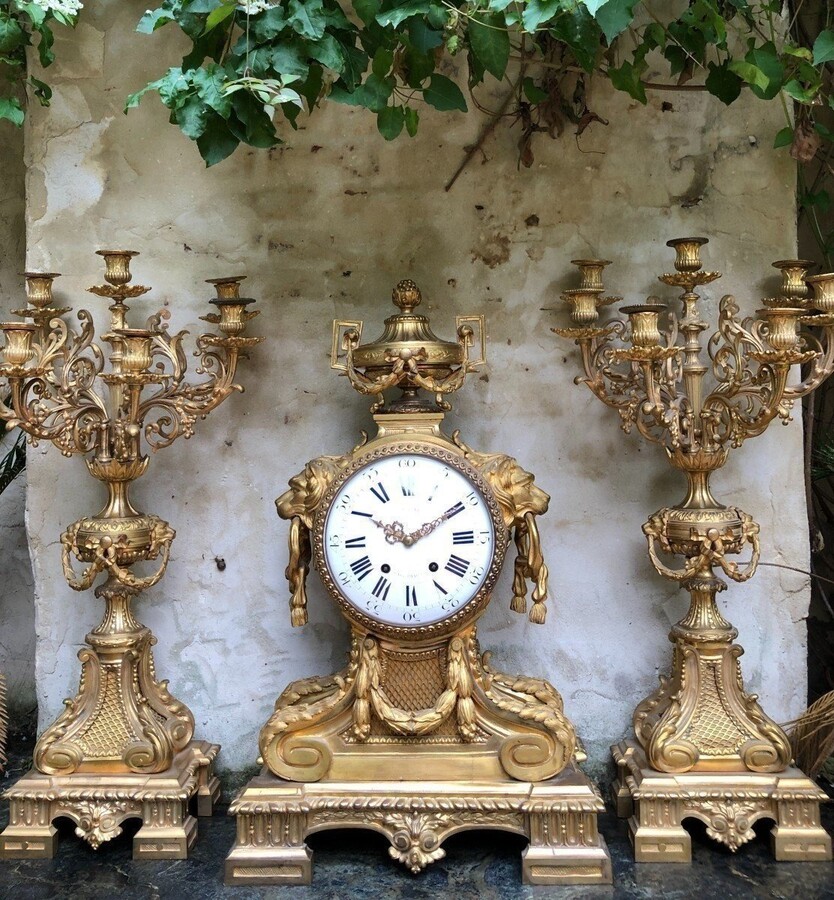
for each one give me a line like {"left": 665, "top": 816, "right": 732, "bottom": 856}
{"left": 137, "top": 6, "right": 179, "bottom": 34}
{"left": 0, "top": 15, "right": 25, "bottom": 54}
{"left": 593, "top": 0, "right": 636, "bottom": 44}
{"left": 270, "top": 40, "right": 311, "bottom": 80}
{"left": 19, "top": 3, "right": 46, "bottom": 27}
{"left": 287, "top": 0, "right": 327, "bottom": 40}
{"left": 706, "top": 60, "right": 742, "bottom": 105}
{"left": 353, "top": 0, "right": 380, "bottom": 26}
{"left": 0, "top": 97, "right": 24, "bottom": 126}
{"left": 408, "top": 19, "right": 443, "bottom": 52}
{"left": 230, "top": 91, "right": 278, "bottom": 146}
{"left": 247, "top": 7, "right": 289, "bottom": 40}
{"left": 192, "top": 65, "right": 232, "bottom": 116}
{"left": 813, "top": 29, "right": 834, "bottom": 66}
{"left": 203, "top": 2, "right": 235, "bottom": 33}
{"left": 745, "top": 43, "right": 783, "bottom": 100}
{"left": 608, "top": 60, "right": 646, "bottom": 103}
{"left": 309, "top": 34, "right": 345, "bottom": 73}
{"left": 773, "top": 126, "right": 793, "bottom": 149}
{"left": 783, "top": 44, "right": 813, "bottom": 62}
{"left": 331, "top": 72, "right": 393, "bottom": 111}
{"left": 29, "top": 75, "right": 52, "bottom": 106}
{"left": 175, "top": 94, "right": 208, "bottom": 138}
{"left": 196, "top": 111, "right": 240, "bottom": 164}
{"left": 782, "top": 78, "right": 819, "bottom": 104}
{"left": 468, "top": 13, "right": 510, "bottom": 80}
{"left": 37, "top": 23, "right": 54, "bottom": 68}
{"left": 522, "top": 76, "right": 547, "bottom": 103}
{"left": 728, "top": 60, "right": 768, "bottom": 92}
{"left": 521, "top": 0, "right": 560, "bottom": 33}
{"left": 404, "top": 105, "right": 419, "bottom": 136}
{"left": 376, "top": 0, "right": 431, "bottom": 28}
{"left": 377, "top": 104, "right": 404, "bottom": 139}
{"left": 402, "top": 45, "right": 434, "bottom": 87}
{"left": 549, "top": 5, "right": 600, "bottom": 73}
{"left": 372, "top": 47, "right": 394, "bottom": 77}
{"left": 423, "top": 73, "right": 466, "bottom": 111}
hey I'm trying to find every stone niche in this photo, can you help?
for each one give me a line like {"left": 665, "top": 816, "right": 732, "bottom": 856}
{"left": 19, "top": 0, "right": 808, "bottom": 774}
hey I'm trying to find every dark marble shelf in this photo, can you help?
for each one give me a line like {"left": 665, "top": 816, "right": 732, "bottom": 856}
{"left": 2, "top": 739, "right": 833, "bottom": 899}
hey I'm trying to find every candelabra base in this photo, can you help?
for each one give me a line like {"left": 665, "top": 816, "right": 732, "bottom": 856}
{"left": 612, "top": 739, "right": 831, "bottom": 862}
{"left": 0, "top": 740, "right": 220, "bottom": 860}
{"left": 224, "top": 763, "right": 611, "bottom": 885}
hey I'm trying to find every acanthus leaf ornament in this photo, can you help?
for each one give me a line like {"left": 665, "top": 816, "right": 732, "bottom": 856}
{"left": 0, "top": 250, "right": 253, "bottom": 859}
{"left": 556, "top": 240, "right": 833, "bottom": 863}
{"left": 228, "top": 279, "right": 611, "bottom": 885}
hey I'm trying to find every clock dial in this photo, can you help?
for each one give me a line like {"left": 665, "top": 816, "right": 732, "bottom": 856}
{"left": 322, "top": 453, "right": 496, "bottom": 628}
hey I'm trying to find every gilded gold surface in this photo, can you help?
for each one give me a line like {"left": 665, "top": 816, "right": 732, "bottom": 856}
{"left": 229, "top": 279, "right": 608, "bottom": 884}
{"left": 612, "top": 740, "right": 831, "bottom": 862}
{"left": 556, "top": 240, "right": 834, "bottom": 860}
{"left": 0, "top": 251, "right": 260, "bottom": 858}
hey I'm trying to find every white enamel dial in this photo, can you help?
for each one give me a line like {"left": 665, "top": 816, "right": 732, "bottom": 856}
{"left": 322, "top": 453, "right": 495, "bottom": 627}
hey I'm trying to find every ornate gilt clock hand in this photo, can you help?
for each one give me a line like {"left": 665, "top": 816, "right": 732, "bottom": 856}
{"left": 403, "top": 513, "right": 450, "bottom": 546}
{"left": 372, "top": 518, "right": 408, "bottom": 544}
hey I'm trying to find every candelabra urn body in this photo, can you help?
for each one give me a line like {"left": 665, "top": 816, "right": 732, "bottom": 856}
{"left": 0, "top": 256, "right": 261, "bottom": 860}
{"left": 555, "top": 240, "right": 833, "bottom": 862}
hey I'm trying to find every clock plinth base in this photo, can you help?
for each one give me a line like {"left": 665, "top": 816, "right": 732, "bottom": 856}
{"left": 612, "top": 739, "right": 831, "bottom": 863}
{"left": 0, "top": 741, "right": 220, "bottom": 860}
{"left": 225, "top": 763, "right": 611, "bottom": 885}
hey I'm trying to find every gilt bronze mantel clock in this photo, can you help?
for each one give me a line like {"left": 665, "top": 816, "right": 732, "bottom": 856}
{"left": 225, "top": 280, "right": 611, "bottom": 885}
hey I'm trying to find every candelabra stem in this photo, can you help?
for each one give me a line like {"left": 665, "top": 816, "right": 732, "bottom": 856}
{"left": 680, "top": 293, "right": 708, "bottom": 424}
{"left": 680, "top": 467, "right": 720, "bottom": 509}
{"left": 33, "top": 576, "right": 195, "bottom": 777}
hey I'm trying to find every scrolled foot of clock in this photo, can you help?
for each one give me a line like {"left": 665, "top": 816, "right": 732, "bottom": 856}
{"left": 225, "top": 767, "right": 612, "bottom": 885}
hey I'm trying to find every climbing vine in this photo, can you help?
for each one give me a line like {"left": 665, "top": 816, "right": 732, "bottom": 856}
{"left": 127, "top": 1, "right": 831, "bottom": 170}
{"left": 0, "top": 0, "right": 81, "bottom": 125}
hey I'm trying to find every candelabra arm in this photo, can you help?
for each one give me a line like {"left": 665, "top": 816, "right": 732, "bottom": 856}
{"left": 783, "top": 324, "right": 834, "bottom": 400}
{"left": 140, "top": 336, "right": 258, "bottom": 450}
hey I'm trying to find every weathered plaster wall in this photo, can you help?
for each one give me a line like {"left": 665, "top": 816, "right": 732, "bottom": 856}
{"left": 0, "top": 110, "right": 33, "bottom": 719}
{"left": 23, "top": 1, "right": 808, "bottom": 773}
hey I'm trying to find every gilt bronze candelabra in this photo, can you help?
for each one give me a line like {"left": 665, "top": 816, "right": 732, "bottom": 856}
{"left": 555, "top": 239, "right": 833, "bottom": 863}
{"left": 0, "top": 251, "right": 261, "bottom": 860}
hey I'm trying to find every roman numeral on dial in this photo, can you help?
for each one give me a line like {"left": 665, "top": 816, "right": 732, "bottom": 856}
{"left": 444, "top": 501, "right": 465, "bottom": 519}
{"left": 350, "top": 555, "right": 373, "bottom": 580}
{"left": 445, "top": 554, "right": 469, "bottom": 577}
{"left": 345, "top": 536, "right": 366, "bottom": 548}
{"left": 370, "top": 482, "right": 390, "bottom": 503}
{"left": 372, "top": 576, "right": 390, "bottom": 601}
{"left": 453, "top": 530, "right": 474, "bottom": 544}
{"left": 405, "top": 585, "right": 418, "bottom": 606}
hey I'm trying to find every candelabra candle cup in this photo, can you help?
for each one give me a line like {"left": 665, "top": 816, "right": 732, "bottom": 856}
{"left": 758, "top": 308, "right": 802, "bottom": 351}
{"left": 96, "top": 249, "right": 138, "bottom": 286}
{"left": 571, "top": 259, "right": 611, "bottom": 292}
{"left": 666, "top": 237, "right": 707, "bottom": 273}
{"left": 211, "top": 298, "right": 254, "bottom": 336}
{"left": 806, "top": 273, "right": 834, "bottom": 313}
{"left": 206, "top": 276, "right": 245, "bottom": 302}
{"left": 772, "top": 259, "right": 815, "bottom": 303}
{"left": 23, "top": 273, "right": 59, "bottom": 309}
{"left": 621, "top": 304, "right": 666, "bottom": 348}
{"left": 562, "top": 289, "right": 603, "bottom": 325}
{"left": 0, "top": 322, "right": 36, "bottom": 366}
{"left": 114, "top": 328, "right": 154, "bottom": 373}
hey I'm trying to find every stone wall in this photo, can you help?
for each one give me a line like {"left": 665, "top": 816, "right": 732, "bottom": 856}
{"left": 22, "top": 0, "right": 808, "bottom": 773}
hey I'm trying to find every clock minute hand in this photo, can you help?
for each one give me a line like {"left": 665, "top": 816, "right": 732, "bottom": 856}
{"left": 404, "top": 512, "right": 451, "bottom": 546}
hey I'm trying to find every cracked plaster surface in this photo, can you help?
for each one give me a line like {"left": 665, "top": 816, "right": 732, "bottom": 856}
{"left": 14, "top": 0, "right": 814, "bottom": 772}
